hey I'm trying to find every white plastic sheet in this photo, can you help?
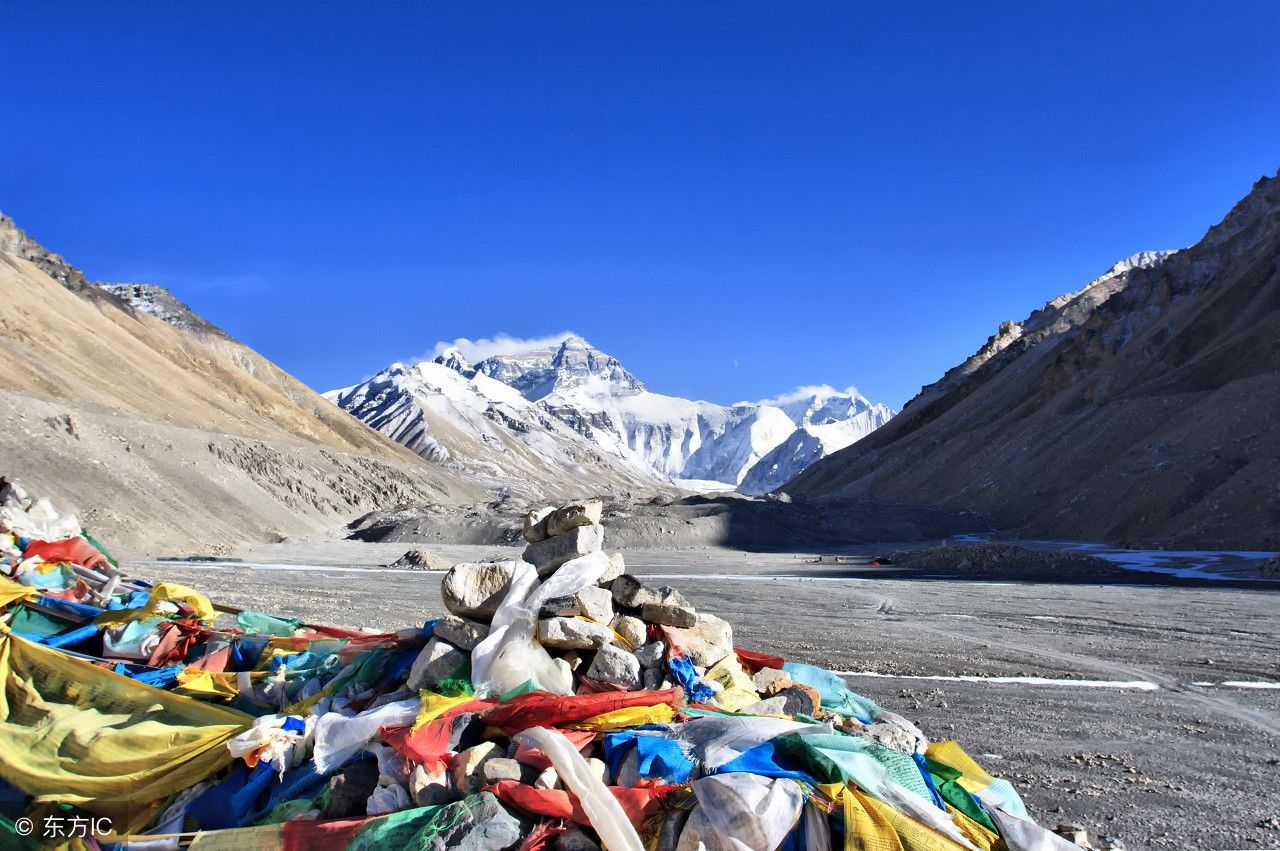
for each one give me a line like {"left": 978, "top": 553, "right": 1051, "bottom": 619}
{"left": 311, "top": 697, "right": 420, "bottom": 775}
{"left": 676, "top": 774, "right": 804, "bottom": 851}
{"left": 471, "top": 552, "right": 609, "bottom": 698}
{"left": 227, "top": 714, "right": 315, "bottom": 779}
{"left": 515, "top": 726, "right": 645, "bottom": 851}
{"left": 983, "top": 803, "right": 1082, "bottom": 851}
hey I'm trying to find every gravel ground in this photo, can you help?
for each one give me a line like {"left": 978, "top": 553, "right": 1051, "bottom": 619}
{"left": 132, "top": 539, "right": 1280, "bottom": 851}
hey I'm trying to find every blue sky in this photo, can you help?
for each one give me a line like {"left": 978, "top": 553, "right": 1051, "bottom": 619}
{"left": 2, "top": 2, "right": 1277, "bottom": 408}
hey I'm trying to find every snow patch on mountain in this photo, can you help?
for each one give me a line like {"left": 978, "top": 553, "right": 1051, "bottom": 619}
{"left": 97, "top": 282, "right": 221, "bottom": 334}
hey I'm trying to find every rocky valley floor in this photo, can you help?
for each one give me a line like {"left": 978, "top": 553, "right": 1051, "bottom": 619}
{"left": 129, "top": 538, "right": 1280, "bottom": 851}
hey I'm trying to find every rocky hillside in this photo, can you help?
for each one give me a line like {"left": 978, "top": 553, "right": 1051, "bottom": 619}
{"left": 332, "top": 336, "right": 894, "bottom": 493}
{"left": 0, "top": 213, "right": 485, "bottom": 552}
{"left": 786, "top": 171, "right": 1280, "bottom": 549}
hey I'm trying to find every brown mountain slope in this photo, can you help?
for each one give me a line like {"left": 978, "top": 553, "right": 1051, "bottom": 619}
{"left": 0, "top": 214, "right": 484, "bottom": 552}
{"left": 785, "top": 171, "right": 1280, "bottom": 549}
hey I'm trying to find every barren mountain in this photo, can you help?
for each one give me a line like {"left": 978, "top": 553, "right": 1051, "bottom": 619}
{"left": 786, "top": 171, "right": 1280, "bottom": 549}
{"left": 0, "top": 213, "right": 484, "bottom": 552}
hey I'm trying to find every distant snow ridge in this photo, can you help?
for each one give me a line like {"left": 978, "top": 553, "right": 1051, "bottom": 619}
{"left": 328, "top": 335, "right": 894, "bottom": 494}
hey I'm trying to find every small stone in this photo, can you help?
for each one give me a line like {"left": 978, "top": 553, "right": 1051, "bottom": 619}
{"left": 545, "top": 500, "right": 604, "bottom": 537}
{"left": 642, "top": 668, "right": 665, "bottom": 690}
{"left": 410, "top": 762, "right": 451, "bottom": 806}
{"left": 634, "top": 640, "right": 666, "bottom": 668}
{"left": 585, "top": 757, "right": 610, "bottom": 786}
{"left": 442, "top": 561, "right": 517, "bottom": 622}
{"left": 662, "top": 613, "right": 733, "bottom": 667}
{"left": 655, "top": 586, "right": 690, "bottom": 607}
{"left": 407, "top": 638, "right": 468, "bottom": 690}
{"left": 523, "top": 525, "right": 605, "bottom": 576}
{"left": 482, "top": 758, "right": 525, "bottom": 784}
{"left": 538, "top": 617, "right": 614, "bottom": 649}
{"left": 599, "top": 552, "right": 626, "bottom": 585}
{"left": 641, "top": 602, "right": 697, "bottom": 628}
{"left": 324, "top": 758, "right": 379, "bottom": 817}
{"left": 554, "top": 827, "right": 603, "bottom": 851}
{"left": 739, "top": 695, "right": 790, "bottom": 716}
{"left": 533, "top": 766, "right": 558, "bottom": 790}
{"left": 390, "top": 548, "right": 453, "bottom": 570}
{"left": 615, "top": 749, "right": 641, "bottom": 787}
{"left": 610, "top": 574, "right": 653, "bottom": 608}
{"left": 452, "top": 741, "right": 503, "bottom": 796}
{"left": 433, "top": 791, "right": 527, "bottom": 850}
{"left": 752, "top": 667, "right": 793, "bottom": 695}
{"left": 774, "top": 684, "right": 820, "bottom": 717}
{"left": 585, "top": 643, "right": 641, "bottom": 689}
{"left": 523, "top": 506, "right": 554, "bottom": 543}
{"left": 1054, "top": 824, "right": 1091, "bottom": 847}
{"left": 610, "top": 614, "right": 648, "bottom": 648}
{"left": 433, "top": 615, "right": 488, "bottom": 651}
{"left": 540, "top": 585, "right": 614, "bottom": 624}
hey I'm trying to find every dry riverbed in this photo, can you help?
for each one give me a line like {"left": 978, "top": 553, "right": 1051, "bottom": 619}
{"left": 134, "top": 539, "right": 1280, "bottom": 851}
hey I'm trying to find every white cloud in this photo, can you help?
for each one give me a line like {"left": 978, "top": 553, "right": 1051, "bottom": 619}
{"left": 753, "top": 384, "right": 862, "bottom": 407}
{"left": 422, "top": 331, "right": 579, "bottom": 364}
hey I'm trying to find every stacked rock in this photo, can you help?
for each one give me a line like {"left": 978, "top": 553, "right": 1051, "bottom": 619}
{"left": 432, "top": 500, "right": 751, "bottom": 701}
{"left": 520, "top": 500, "right": 619, "bottom": 579}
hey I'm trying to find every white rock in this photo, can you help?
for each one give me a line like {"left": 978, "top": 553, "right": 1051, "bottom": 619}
{"left": 634, "top": 641, "right": 666, "bottom": 669}
{"left": 610, "top": 614, "right": 647, "bottom": 648}
{"left": 523, "top": 506, "right": 553, "bottom": 543}
{"left": 663, "top": 612, "right": 733, "bottom": 667}
{"left": 537, "top": 617, "right": 614, "bottom": 650}
{"left": 406, "top": 638, "right": 468, "bottom": 691}
{"left": 432, "top": 615, "right": 488, "bottom": 651}
{"left": 522, "top": 524, "right": 604, "bottom": 576}
{"left": 540, "top": 585, "right": 614, "bottom": 625}
{"left": 452, "top": 741, "right": 502, "bottom": 796}
{"left": 585, "top": 643, "right": 641, "bottom": 689}
{"left": 545, "top": 500, "right": 604, "bottom": 537}
{"left": 599, "top": 552, "right": 626, "bottom": 585}
{"left": 441, "top": 561, "right": 516, "bottom": 622}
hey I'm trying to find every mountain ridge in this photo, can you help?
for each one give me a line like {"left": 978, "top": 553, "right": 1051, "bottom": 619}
{"left": 329, "top": 335, "right": 894, "bottom": 492}
{"left": 0, "top": 211, "right": 484, "bottom": 551}
{"left": 785, "top": 170, "right": 1280, "bottom": 549}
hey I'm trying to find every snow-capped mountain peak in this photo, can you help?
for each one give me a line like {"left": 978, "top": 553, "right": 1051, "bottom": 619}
{"left": 329, "top": 336, "right": 894, "bottom": 495}
{"left": 472, "top": 334, "right": 647, "bottom": 400}
{"left": 433, "top": 346, "right": 475, "bottom": 376}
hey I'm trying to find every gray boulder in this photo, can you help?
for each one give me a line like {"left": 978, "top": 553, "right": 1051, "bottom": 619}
{"left": 640, "top": 602, "right": 697, "bottom": 628}
{"left": 407, "top": 638, "right": 468, "bottom": 691}
{"left": 537, "top": 617, "right": 614, "bottom": 650}
{"left": 522, "top": 506, "right": 553, "bottom": 543}
{"left": 442, "top": 561, "right": 517, "bottom": 622}
{"left": 390, "top": 548, "right": 454, "bottom": 570}
{"left": 522, "top": 524, "right": 604, "bottom": 576}
{"left": 433, "top": 614, "right": 489, "bottom": 651}
{"left": 540, "top": 584, "right": 614, "bottom": 624}
{"left": 545, "top": 500, "right": 604, "bottom": 537}
{"left": 585, "top": 643, "right": 641, "bottom": 689}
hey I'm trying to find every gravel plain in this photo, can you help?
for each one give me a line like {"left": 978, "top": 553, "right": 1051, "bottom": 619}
{"left": 133, "top": 538, "right": 1280, "bottom": 851}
